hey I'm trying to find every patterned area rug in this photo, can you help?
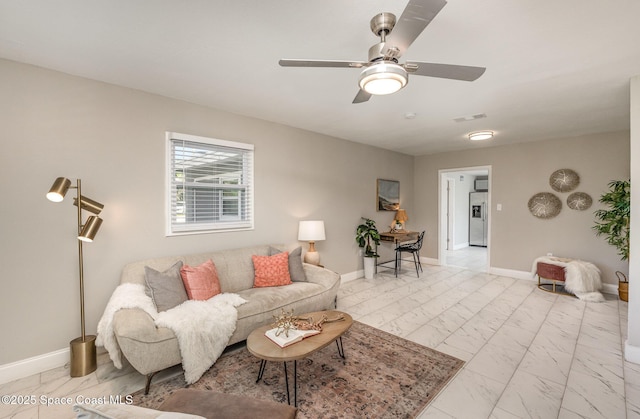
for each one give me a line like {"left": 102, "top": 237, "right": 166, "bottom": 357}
{"left": 131, "top": 321, "right": 464, "bottom": 418}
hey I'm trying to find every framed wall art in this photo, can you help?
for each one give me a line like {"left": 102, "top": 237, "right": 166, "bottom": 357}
{"left": 377, "top": 179, "right": 400, "bottom": 211}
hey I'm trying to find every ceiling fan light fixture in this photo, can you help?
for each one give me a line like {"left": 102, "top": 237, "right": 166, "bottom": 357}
{"left": 359, "top": 63, "right": 408, "bottom": 95}
{"left": 469, "top": 131, "right": 494, "bottom": 141}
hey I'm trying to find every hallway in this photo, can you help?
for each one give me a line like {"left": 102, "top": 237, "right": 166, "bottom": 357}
{"left": 446, "top": 246, "right": 488, "bottom": 272}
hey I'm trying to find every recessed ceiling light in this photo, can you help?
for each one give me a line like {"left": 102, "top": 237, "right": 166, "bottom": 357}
{"left": 469, "top": 131, "right": 494, "bottom": 141}
{"left": 404, "top": 112, "right": 416, "bottom": 119}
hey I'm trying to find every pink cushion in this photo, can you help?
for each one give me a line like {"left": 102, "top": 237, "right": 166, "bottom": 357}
{"left": 180, "top": 259, "right": 222, "bottom": 300}
{"left": 252, "top": 252, "right": 292, "bottom": 288}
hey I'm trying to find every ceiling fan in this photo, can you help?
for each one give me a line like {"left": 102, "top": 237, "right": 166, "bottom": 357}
{"left": 279, "top": 0, "right": 486, "bottom": 104}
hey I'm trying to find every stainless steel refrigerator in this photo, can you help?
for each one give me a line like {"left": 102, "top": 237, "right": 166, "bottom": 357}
{"left": 469, "top": 192, "right": 488, "bottom": 247}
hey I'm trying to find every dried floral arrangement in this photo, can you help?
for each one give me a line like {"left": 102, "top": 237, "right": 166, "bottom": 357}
{"left": 272, "top": 309, "right": 345, "bottom": 337}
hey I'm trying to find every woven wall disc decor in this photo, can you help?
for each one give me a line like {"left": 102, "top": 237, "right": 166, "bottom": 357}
{"left": 528, "top": 192, "right": 562, "bottom": 219}
{"left": 549, "top": 169, "right": 580, "bottom": 192}
{"left": 567, "top": 192, "right": 593, "bottom": 211}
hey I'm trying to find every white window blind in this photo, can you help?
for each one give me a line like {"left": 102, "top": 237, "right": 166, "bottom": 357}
{"left": 166, "top": 132, "right": 254, "bottom": 235}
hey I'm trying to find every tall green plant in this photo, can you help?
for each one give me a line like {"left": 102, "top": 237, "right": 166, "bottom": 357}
{"left": 355, "top": 217, "right": 380, "bottom": 257}
{"left": 593, "top": 179, "right": 630, "bottom": 261}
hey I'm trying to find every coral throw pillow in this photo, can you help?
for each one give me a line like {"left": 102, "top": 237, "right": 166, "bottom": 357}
{"left": 180, "top": 259, "right": 222, "bottom": 300}
{"left": 252, "top": 252, "right": 292, "bottom": 288}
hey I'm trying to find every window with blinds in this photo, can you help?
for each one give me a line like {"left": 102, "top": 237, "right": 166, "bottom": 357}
{"left": 166, "top": 132, "right": 254, "bottom": 235}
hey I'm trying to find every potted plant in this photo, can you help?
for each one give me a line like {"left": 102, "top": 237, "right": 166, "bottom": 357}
{"left": 356, "top": 217, "right": 381, "bottom": 279}
{"left": 593, "top": 179, "right": 630, "bottom": 301}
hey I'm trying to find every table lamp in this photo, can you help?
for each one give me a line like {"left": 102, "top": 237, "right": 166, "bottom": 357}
{"left": 298, "top": 220, "right": 326, "bottom": 265}
{"left": 392, "top": 209, "right": 408, "bottom": 232}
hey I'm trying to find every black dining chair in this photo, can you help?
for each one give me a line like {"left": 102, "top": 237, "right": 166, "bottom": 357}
{"left": 395, "top": 231, "right": 425, "bottom": 277}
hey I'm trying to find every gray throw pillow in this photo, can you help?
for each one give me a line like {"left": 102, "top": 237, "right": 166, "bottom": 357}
{"left": 144, "top": 261, "right": 188, "bottom": 312}
{"left": 269, "top": 246, "right": 307, "bottom": 282}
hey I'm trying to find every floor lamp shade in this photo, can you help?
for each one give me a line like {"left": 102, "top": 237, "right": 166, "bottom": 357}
{"left": 298, "top": 220, "right": 326, "bottom": 265}
{"left": 79, "top": 216, "right": 103, "bottom": 242}
{"left": 46, "top": 177, "right": 72, "bottom": 202}
{"left": 46, "top": 177, "right": 104, "bottom": 377}
{"left": 74, "top": 196, "right": 104, "bottom": 215}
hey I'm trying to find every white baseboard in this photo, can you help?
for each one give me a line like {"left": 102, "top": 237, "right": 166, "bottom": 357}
{"left": 489, "top": 267, "right": 535, "bottom": 281}
{"left": 420, "top": 256, "right": 439, "bottom": 266}
{"left": 453, "top": 243, "right": 469, "bottom": 250}
{"left": 0, "top": 348, "right": 69, "bottom": 385}
{"left": 602, "top": 283, "right": 618, "bottom": 295}
{"left": 625, "top": 340, "right": 640, "bottom": 365}
{"left": 488, "top": 267, "right": 619, "bottom": 295}
{"left": 344, "top": 262, "right": 621, "bottom": 296}
{"left": 340, "top": 270, "right": 362, "bottom": 283}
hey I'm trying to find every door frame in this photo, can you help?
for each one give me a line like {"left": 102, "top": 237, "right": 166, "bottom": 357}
{"left": 438, "top": 166, "right": 492, "bottom": 270}
{"left": 446, "top": 178, "right": 455, "bottom": 250}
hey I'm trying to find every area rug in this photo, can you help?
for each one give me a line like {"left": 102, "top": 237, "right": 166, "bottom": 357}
{"left": 130, "top": 321, "right": 464, "bottom": 418}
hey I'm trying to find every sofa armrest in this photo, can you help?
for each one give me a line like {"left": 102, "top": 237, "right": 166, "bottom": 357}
{"left": 112, "top": 308, "right": 181, "bottom": 375}
{"left": 303, "top": 264, "right": 340, "bottom": 288}
{"left": 113, "top": 309, "right": 173, "bottom": 343}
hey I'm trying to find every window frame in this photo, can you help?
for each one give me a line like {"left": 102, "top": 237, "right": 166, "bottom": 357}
{"left": 165, "top": 132, "right": 254, "bottom": 236}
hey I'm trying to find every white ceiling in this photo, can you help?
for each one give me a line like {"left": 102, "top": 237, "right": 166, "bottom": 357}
{"left": 1, "top": 0, "right": 639, "bottom": 155}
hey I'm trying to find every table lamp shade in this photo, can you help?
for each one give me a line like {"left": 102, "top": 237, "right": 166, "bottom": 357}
{"left": 392, "top": 209, "right": 408, "bottom": 232}
{"left": 395, "top": 209, "right": 408, "bottom": 222}
{"left": 298, "top": 220, "right": 325, "bottom": 266}
{"left": 298, "top": 220, "right": 326, "bottom": 241}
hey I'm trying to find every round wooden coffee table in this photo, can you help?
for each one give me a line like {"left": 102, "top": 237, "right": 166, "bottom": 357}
{"left": 247, "top": 310, "right": 353, "bottom": 407}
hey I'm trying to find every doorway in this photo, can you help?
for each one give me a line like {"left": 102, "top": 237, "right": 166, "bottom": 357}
{"left": 439, "top": 166, "right": 491, "bottom": 272}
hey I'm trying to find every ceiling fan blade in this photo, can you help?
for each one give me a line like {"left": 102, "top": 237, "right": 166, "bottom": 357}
{"left": 382, "top": 0, "right": 448, "bottom": 59}
{"left": 406, "top": 62, "right": 486, "bottom": 81}
{"left": 279, "top": 59, "right": 367, "bottom": 68}
{"left": 353, "top": 89, "right": 372, "bottom": 104}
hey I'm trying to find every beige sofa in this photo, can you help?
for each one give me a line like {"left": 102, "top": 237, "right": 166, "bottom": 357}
{"left": 112, "top": 245, "right": 340, "bottom": 393}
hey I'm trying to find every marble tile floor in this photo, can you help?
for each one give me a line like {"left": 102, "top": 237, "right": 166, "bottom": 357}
{"left": 339, "top": 265, "right": 637, "bottom": 419}
{"left": 445, "top": 246, "right": 488, "bottom": 272}
{"left": 1, "top": 263, "right": 637, "bottom": 418}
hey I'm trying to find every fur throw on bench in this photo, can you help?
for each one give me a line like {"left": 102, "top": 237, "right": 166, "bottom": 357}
{"left": 532, "top": 256, "right": 605, "bottom": 302}
{"left": 97, "top": 283, "right": 246, "bottom": 384}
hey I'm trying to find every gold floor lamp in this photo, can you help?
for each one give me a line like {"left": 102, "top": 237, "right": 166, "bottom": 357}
{"left": 46, "top": 177, "right": 104, "bottom": 377}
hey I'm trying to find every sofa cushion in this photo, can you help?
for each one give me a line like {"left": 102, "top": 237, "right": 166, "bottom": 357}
{"left": 237, "top": 282, "right": 324, "bottom": 318}
{"left": 180, "top": 260, "right": 221, "bottom": 300}
{"left": 144, "top": 261, "right": 188, "bottom": 312}
{"left": 189, "top": 246, "right": 271, "bottom": 293}
{"left": 269, "top": 246, "right": 306, "bottom": 282}
{"left": 252, "top": 252, "right": 292, "bottom": 287}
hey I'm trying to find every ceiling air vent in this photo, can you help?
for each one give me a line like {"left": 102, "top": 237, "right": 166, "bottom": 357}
{"left": 453, "top": 113, "right": 487, "bottom": 123}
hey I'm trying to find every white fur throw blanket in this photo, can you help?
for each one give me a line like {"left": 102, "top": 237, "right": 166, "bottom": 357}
{"left": 532, "top": 256, "right": 604, "bottom": 302}
{"left": 96, "top": 283, "right": 246, "bottom": 384}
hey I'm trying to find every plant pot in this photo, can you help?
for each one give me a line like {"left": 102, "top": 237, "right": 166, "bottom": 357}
{"left": 364, "top": 257, "right": 376, "bottom": 279}
{"left": 616, "top": 271, "right": 629, "bottom": 302}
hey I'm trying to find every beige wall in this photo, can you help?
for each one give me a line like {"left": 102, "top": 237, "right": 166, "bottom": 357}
{"left": 628, "top": 75, "right": 639, "bottom": 354}
{"left": 0, "top": 59, "right": 414, "bottom": 364}
{"left": 0, "top": 56, "right": 631, "bottom": 367}
{"left": 414, "top": 132, "right": 630, "bottom": 283}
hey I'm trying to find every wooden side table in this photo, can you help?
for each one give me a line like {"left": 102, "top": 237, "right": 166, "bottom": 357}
{"left": 379, "top": 230, "right": 419, "bottom": 244}
{"left": 246, "top": 310, "right": 353, "bottom": 407}
{"left": 377, "top": 231, "right": 419, "bottom": 275}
